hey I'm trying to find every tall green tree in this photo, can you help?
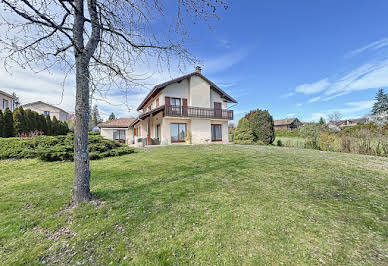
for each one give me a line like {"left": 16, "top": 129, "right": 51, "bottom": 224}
{"left": 52, "top": 116, "right": 60, "bottom": 136}
{"left": 13, "top": 106, "right": 27, "bottom": 135}
{"left": 3, "top": 108, "right": 14, "bottom": 138}
{"left": 319, "top": 117, "right": 326, "bottom": 125}
{"left": 0, "top": 110, "right": 4, "bottom": 138}
{"left": 245, "top": 109, "right": 275, "bottom": 145}
{"left": 40, "top": 114, "right": 48, "bottom": 134}
{"left": 372, "top": 89, "right": 388, "bottom": 115}
{"left": 45, "top": 115, "right": 52, "bottom": 136}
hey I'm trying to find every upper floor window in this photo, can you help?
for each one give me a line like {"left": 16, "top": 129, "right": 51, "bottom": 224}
{"left": 3, "top": 99, "right": 8, "bottom": 109}
{"left": 44, "top": 111, "right": 50, "bottom": 116}
{"left": 171, "top": 98, "right": 181, "bottom": 106}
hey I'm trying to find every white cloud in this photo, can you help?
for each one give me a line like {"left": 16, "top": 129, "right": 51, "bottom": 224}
{"left": 328, "top": 100, "right": 375, "bottom": 115}
{"left": 285, "top": 113, "right": 296, "bottom": 117}
{"left": 204, "top": 49, "right": 250, "bottom": 73}
{"left": 346, "top": 38, "right": 388, "bottom": 57}
{"left": 295, "top": 78, "right": 329, "bottom": 95}
{"left": 282, "top": 91, "right": 295, "bottom": 98}
{"left": 308, "top": 96, "right": 321, "bottom": 103}
{"left": 296, "top": 103, "right": 303, "bottom": 107}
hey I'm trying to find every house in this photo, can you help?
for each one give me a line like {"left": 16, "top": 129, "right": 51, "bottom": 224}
{"left": 129, "top": 67, "right": 237, "bottom": 145}
{"left": 274, "top": 118, "right": 302, "bottom": 131}
{"left": 99, "top": 118, "right": 135, "bottom": 144}
{"left": 331, "top": 117, "right": 368, "bottom": 128}
{"left": 0, "top": 90, "right": 15, "bottom": 112}
{"left": 22, "top": 101, "right": 69, "bottom": 122}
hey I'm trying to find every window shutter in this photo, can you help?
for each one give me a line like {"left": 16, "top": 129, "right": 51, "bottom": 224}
{"left": 183, "top": 98, "right": 188, "bottom": 106}
{"left": 165, "top": 96, "right": 170, "bottom": 105}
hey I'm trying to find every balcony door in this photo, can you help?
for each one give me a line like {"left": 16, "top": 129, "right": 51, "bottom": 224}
{"left": 214, "top": 102, "right": 222, "bottom": 118}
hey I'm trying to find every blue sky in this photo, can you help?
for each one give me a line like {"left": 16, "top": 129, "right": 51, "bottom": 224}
{"left": 1, "top": 1, "right": 388, "bottom": 122}
{"left": 183, "top": 0, "right": 388, "bottom": 122}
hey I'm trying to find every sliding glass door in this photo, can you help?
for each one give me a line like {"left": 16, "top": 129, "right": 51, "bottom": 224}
{"left": 171, "top": 123, "right": 186, "bottom": 142}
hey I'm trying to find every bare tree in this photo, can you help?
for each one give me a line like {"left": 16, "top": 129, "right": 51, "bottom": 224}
{"left": 0, "top": 0, "right": 229, "bottom": 205}
{"left": 328, "top": 112, "right": 342, "bottom": 123}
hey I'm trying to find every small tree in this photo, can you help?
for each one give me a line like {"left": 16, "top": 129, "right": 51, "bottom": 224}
{"left": 3, "top": 108, "right": 14, "bottom": 137}
{"left": 13, "top": 106, "right": 27, "bottom": 135}
{"left": 40, "top": 114, "right": 48, "bottom": 135}
{"left": 328, "top": 112, "right": 342, "bottom": 123}
{"left": 52, "top": 116, "right": 60, "bottom": 136}
{"left": 11, "top": 92, "right": 20, "bottom": 110}
{"left": 46, "top": 115, "right": 53, "bottom": 136}
{"left": 245, "top": 109, "right": 275, "bottom": 144}
{"left": 372, "top": 89, "right": 388, "bottom": 115}
{"left": 108, "top": 113, "right": 116, "bottom": 121}
{"left": 300, "top": 123, "right": 322, "bottom": 150}
{"left": 319, "top": 117, "right": 326, "bottom": 125}
{"left": 91, "top": 105, "right": 103, "bottom": 128}
{"left": 0, "top": 110, "right": 4, "bottom": 137}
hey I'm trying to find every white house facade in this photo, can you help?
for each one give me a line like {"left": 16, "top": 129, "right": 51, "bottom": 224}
{"left": 128, "top": 68, "right": 237, "bottom": 146}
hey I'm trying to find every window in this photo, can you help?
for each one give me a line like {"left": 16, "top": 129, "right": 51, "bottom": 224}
{"left": 3, "top": 99, "right": 8, "bottom": 109}
{"left": 170, "top": 123, "right": 186, "bottom": 142}
{"left": 44, "top": 111, "right": 50, "bottom": 116}
{"left": 211, "top": 124, "right": 222, "bottom": 141}
{"left": 113, "top": 129, "right": 126, "bottom": 143}
{"left": 156, "top": 98, "right": 159, "bottom": 107}
{"left": 170, "top": 98, "right": 181, "bottom": 106}
{"left": 148, "top": 104, "right": 152, "bottom": 111}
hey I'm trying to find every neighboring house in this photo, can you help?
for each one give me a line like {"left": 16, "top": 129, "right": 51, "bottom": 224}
{"left": 129, "top": 67, "right": 237, "bottom": 145}
{"left": 99, "top": 118, "right": 135, "bottom": 144}
{"left": 274, "top": 118, "right": 302, "bottom": 131}
{"left": 0, "top": 90, "right": 15, "bottom": 112}
{"left": 22, "top": 101, "right": 69, "bottom": 122}
{"left": 331, "top": 117, "right": 368, "bottom": 128}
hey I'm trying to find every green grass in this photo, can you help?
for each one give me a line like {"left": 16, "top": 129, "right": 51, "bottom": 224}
{"left": 275, "top": 136, "right": 306, "bottom": 148}
{"left": 1, "top": 145, "right": 387, "bottom": 265}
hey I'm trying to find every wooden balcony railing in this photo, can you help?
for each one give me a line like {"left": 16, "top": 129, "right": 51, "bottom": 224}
{"left": 165, "top": 105, "right": 233, "bottom": 120}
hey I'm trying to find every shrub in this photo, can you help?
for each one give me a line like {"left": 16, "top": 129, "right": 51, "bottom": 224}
{"left": 245, "top": 109, "right": 275, "bottom": 144}
{"left": 0, "top": 133, "right": 135, "bottom": 161}
{"left": 3, "top": 108, "right": 14, "bottom": 138}
{"left": 233, "top": 127, "right": 255, "bottom": 144}
{"left": 277, "top": 139, "right": 283, "bottom": 147}
{"left": 300, "top": 123, "right": 322, "bottom": 150}
{"left": 275, "top": 129, "right": 301, "bottom": 138}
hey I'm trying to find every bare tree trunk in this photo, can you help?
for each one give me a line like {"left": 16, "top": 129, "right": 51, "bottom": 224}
{"left": 72, "top": 55, "right": 91, "bottom": 204}
{"left": 72, "top": 0, "right": 91, "bottom": 204}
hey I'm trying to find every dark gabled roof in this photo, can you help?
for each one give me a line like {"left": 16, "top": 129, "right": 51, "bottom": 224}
{"left": 137, "top": 71, "right": 237, "bottom": 111}
{"left": 274, "top": 118, "right": 300, "bottom": 126}
{"left": 129, "top": 105, "right": 165, "bottom": 128}
{"left": 98, "top": 118, "right": 135, "bottom": 128}
{"left": 22, "top": 101, "right": 69, "bottom": 114}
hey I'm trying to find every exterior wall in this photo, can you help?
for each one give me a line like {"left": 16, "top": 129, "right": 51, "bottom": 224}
{"left": 210, "top": 89, "right": 228, "bottom": 109}
{"left": 143, "top": 91, "right": 162, "bottom": 112}
{"left": 100, "top": 127, "right": 132, "bottom": 144}
{"left": 0, "top": 92, "right": 14, "bottom": 112}
{"left": 161, "top": 79, "right": 190, "bottom": 106}
{"left": 189, "top": 75, "right": 210, "bottom": 108}
{"left": 23, "top": 103, "right": 69, "bottom": 122}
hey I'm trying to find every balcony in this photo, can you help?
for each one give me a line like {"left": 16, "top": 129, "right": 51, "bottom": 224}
{"left": 165, "top": 105, "right": 233, "bottom": 120}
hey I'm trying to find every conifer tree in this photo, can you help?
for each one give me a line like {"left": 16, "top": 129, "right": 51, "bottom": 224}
{"left": 372, "top": 89, "right": 388, "bottom": 115}
{"left": 0, "top": 110, "right": 4, "bottom": 138}
{"left": 13, "top": 106, "right": 27, "bottom": 135}
{"left": 3, "top": 108, "right": 14, "bottom": 137}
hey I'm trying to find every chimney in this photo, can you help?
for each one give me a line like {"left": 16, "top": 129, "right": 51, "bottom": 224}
{"left": 195, "top": 66, "right": 202, "bottom": 73}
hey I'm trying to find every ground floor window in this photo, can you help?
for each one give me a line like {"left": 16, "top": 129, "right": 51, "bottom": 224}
{"left": 113, "top": 129, "right": 126, "bottom": 143}
{"left": 171, "top": 123, "right": 186, "bottom": 142}
{"left": 211, "top": 124, "right": 222, "bottom": 141}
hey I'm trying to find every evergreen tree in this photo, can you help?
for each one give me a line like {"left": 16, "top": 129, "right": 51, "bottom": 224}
{"left": 3, "top": 108, "right": 14, "bottom": 137}
{"left": 52, "top": 116, "right": 60, "bottom": 135}
{"left": 13, "top": 106, "right": 27, "bottom": 135}
{"left": 319, "top": 117, "right": 326, "bottom": 125}
{"left": 40, "top": 114, "right": 48, "bottom": 134}
{"left": 46, "top": 115, "right": 52, "bottom": 136}
{"left": 108, "top": 112, "right": 116, "bottom": 121}
{"left": 92, "top": 105, "right": 102, "bottom": 127}
{"left": 245, "top": 109, "right": 275, "bottom": 144}
{"left": 0, "top": 110, "right": 4, "bottom": 137}
{"left": 25, "top": 109, "right": 36, "bottom": 132}
{"left": 234, "top": 118, "right": 255, "bottom": 145}
{"left": 372, "top": 89, "right": 388, "bottom": 115}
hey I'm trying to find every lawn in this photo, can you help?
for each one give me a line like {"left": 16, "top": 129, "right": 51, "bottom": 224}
{"left": 0, "top": 145, "right": 387, "bottom": 265}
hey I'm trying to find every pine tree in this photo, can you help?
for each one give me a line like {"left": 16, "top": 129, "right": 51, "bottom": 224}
{"left": 13, "top": 106, "right": 27, "bottom": 135}
{"left": 40, "top": 114, "right": 48, "bottom": 134}
{"left": 108, "top": 112, "right": 116, "bottom": 121}
{"left": 319, "top": 117, "right": 326, "bottom": 125}
{"left": 52, "top": 116, "right": 60, "bottom": 136}
{"left": 0, "top": 110, "right": 4, "bottom": 138}
{"left": 46, "top": 115, "right": 52, "bottom": 136}
{"left": 372, "top": 89, "right": 388, "bottom": 115}
{"left": 245, "top": 109, "right": 275, "bottom": 144}
{"left": 3, "top": 108, "right": 14, "bottom": 137}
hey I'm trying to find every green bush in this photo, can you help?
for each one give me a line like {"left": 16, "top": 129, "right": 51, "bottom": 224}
{"left": 233, "top": 127, "right": 255, "bottom": 145}
{"left": 276, "top": 139, "right": 283, "bottom": 147}
{"left": 0, "top": 133, "right": 135, "bottom": 161}
{"left": 245, "top": 109, "right": 275, "bottom": 144}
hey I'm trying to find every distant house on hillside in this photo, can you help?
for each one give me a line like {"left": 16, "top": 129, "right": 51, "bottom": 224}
{"left": 331, "top": 117, "right": 368, "bottom": 128}
{"left": 274, "top": 118, "right": 302, "bottom": 131}
{"left": 0, "top": 90, "right": 16, "bottom": 112}
{"left": 22, "top": 101, "right": 69, "bottom": 122}
{"left": 99, "top": 118, "right": 135, "bottom": 144}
